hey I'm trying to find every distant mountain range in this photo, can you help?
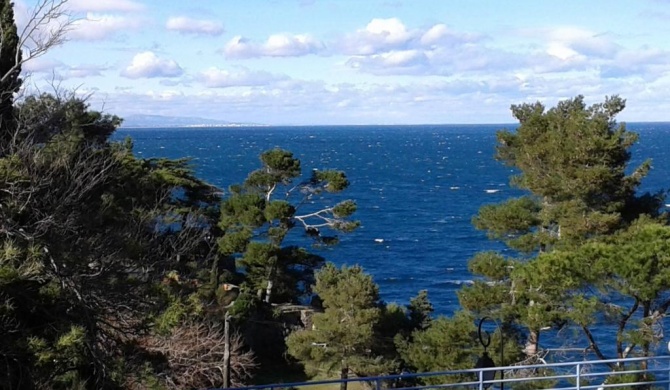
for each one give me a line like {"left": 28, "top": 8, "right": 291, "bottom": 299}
{"left": 119, "top": 114, "right": 263, "bottom": 128}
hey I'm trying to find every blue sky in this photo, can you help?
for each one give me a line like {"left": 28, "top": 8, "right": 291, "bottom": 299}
{"left": 14, "top": 0, "right": 670, "bottom": 125}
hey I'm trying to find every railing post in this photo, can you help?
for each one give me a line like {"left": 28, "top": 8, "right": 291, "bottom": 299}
{"left": 576, "top": 363, "right": 581, "bottom": 390}
{"left": 223, "top": 312, "right": 231, "bottom": 388}
{"left": 479, "top": 369, "right": 484, "bottom": 390}
{"left": 375, "top": 377, "right": 381, "bottom": 390}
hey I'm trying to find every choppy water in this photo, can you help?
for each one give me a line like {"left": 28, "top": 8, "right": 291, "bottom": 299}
{"left": 114, "top": 123, "right": 670, "bottom": 317}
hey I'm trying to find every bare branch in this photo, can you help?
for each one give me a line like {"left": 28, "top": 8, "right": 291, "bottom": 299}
{"left": 138, "top": 323, "right": 256, "bottom": 389}
{"left": 1, "top": 0, "right": 72, "bottom": 84}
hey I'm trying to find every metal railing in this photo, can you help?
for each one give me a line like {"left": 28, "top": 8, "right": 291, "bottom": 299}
{"left": 227, "top": 355, "right": 670, "bottom": 390}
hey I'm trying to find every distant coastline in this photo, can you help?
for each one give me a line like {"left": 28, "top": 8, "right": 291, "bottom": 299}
{"left": 118, "top": 114, "right": 265, "bottom": 129}
{"left": 117, "top": 115, "right": 670, "bottom": 129}
{"left": 119, "top": 123, "right": 269, "bottom": 129}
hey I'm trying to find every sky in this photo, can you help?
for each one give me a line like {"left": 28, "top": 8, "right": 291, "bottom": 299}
{"left": 12, "top": 0, "right": 670, "bottom": 125}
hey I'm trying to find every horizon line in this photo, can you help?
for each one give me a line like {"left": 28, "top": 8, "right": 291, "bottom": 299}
{"left": 118, "top": 120, "right": 670, "bottom": 129}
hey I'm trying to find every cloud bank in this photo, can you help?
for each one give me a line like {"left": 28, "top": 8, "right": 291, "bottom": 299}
{"left": 224, "top": 34, "right": 325, "bottom": 58}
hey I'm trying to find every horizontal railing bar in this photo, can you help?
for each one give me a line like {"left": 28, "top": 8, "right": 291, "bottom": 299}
{"left": 583, "top": 380, "right": 666, "bottom": 389}
{"left": 226, "top": 355, "right": 670, "bottom": 390}
{"left": 579, "top": 370, "right": 658, "bottom": 377}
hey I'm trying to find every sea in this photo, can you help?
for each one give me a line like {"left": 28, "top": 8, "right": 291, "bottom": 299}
{"left": 113, "top": 123, "right": 670, "bottom": 319}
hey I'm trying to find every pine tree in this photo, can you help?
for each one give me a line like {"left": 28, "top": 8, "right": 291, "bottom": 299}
{"left": 520, "top": 218, "right": 670, "bottom": 367}
{"left": 407, "top": 289, "right": 433, "bottom": 330}
{"left": 286, "top": 264, "right": 394, "bottom": 390}
{"left": 395, "top": 312, "right": 478, "bottom": 385}
{"left": 459, "top": 96, "right": 662, "bottom": 361}
{"left": 217, "top": 148, "right": 359, "bottom": 304}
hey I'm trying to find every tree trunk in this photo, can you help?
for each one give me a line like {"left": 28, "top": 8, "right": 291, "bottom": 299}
{"left": 223, "top": 313, "right": 231, "bottom": 388}
{"left": 265, "top": 280, "right": 273, "bottom": 303}
{"left": 340, "top": 361, "right": 348, "bottom": 390}
{"left": 640, "top": 302, "right": 651, "bottom": 383}
{"left": 524, "top": 328, "right": 540, "bottom": 358}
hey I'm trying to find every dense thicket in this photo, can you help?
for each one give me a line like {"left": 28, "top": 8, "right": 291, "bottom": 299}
{"left": 0, "top": 92, "right": 226, "bottom": 388}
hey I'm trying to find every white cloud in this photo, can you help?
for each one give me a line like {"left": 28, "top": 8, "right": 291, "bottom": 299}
{"left": 70, "top": 13, "right": 142, "bottom": 40}
{"left": 166, "top": 16, "right": 224, "bottom": 36}
{"left": 21, "top": 56, "right": 61, "bottom": 73}
{"left": 365, "top": 18, "right": 411, "bottom": 44}
{"left": 198, "top": 67, "right": 288, "bottom": 88}
{"left": 339, "top": 18, "right": 415, "bottom": 55}
{"left": 339, "top": 20, "right": 647, "bottom": 80}
{"left": 224, "top": 33, "right": 325, "bottom": 58}
{"left": 420, "top": 24, "right": 450, "bottom": 46}
{"left": 601, "top": 47, "right": 670, "bottom": 80}
{"left": 516, "top": 26, "right": 620, "bottom": 62}
{"left": 337, "top": 18, "right": 489, "bottom": 76}
{"left": 546, "top": 43, "right": 580, "bottom": 60}
{"left": 419, "top": 24, "right": 481, "bottom": 47}
{"left": 19, "top": 57, "right": 108, "bottom": 80}
{"left": 68, "top": 0, "right": 145, "bottom": 12}
{"left": 347, "top": 50, "right": 430, "bottom": 75}
{"left": 121, "top": 52, "right": 183, "bottom": 79}
{"left": 85, "top": 69, "right": 670, "bottom": 126}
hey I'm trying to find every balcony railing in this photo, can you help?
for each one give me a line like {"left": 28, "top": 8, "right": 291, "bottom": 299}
{"left": 225, "top": 355, "right": 670, "bottom": 390}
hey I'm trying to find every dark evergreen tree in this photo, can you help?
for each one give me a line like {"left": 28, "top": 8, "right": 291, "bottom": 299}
{"left": 0, "top": 0, "right": 22, "bottom": 148}
{"left": 408, "top": 289, "right": 434, "bottom": 330}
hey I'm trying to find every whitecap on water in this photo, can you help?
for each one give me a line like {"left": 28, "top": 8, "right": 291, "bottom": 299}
{"left": 440, "top": 280, "right": 474, "bottom": 286}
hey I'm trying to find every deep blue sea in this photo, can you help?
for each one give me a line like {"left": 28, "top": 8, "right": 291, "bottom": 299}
{"left": 113, "top": 123, "right": 670, "bottom": 319}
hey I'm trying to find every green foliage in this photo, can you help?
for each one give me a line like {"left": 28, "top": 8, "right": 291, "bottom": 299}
{"left": 396, "top": 312, "right": 477, "bottom": 384}
{"left": 217, "top": 148, "right": 359, "bottom": 304}
{"left": 226, "top": 291, "right": 262, "bottom": 320}
{"left": 0, "top": 92, "right": 222, "bottom": 388}
{"left": 499, "top": 96, "right": 655, "bottom": 241}
{"left": 265, "top": 200, "right": 295, "bottom": 222}
{"left": 473, "top": 197, "right": 542, "bottom": 252}
{"left": 332, "top": 200, "right": 357, "bottom": 218}
{"left": 505, "top": 219, "right": 670, "bottom": 362}
{"left": 286, "top": 263, "right": 396, "bottom": 379}
{"left": 219, "top": 193, "right": 266, "bottom": 230}
{"left": 407, "top": 289, "right": 434, "bottom": 330}
{"left": 17, "top": 93, "right": 122, "bottom": 144}
{"left": 313, "top": 169, "right": 349, "bottom": 192}
{"left": 461, "top": 95, "right": 665, "bottom": 364}
{"left": 596, "top": 366, "right": 656, "bottom": 390}
{"left": 245, "top": 148, "right": 301, "bottom": 191}
{"left": 217, "top": 229, "right": 253, "bottom": 255}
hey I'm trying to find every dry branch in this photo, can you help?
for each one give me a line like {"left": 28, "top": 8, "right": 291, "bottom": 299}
{"left": 140, "top": 322, "right": 257, "bottom": 389}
